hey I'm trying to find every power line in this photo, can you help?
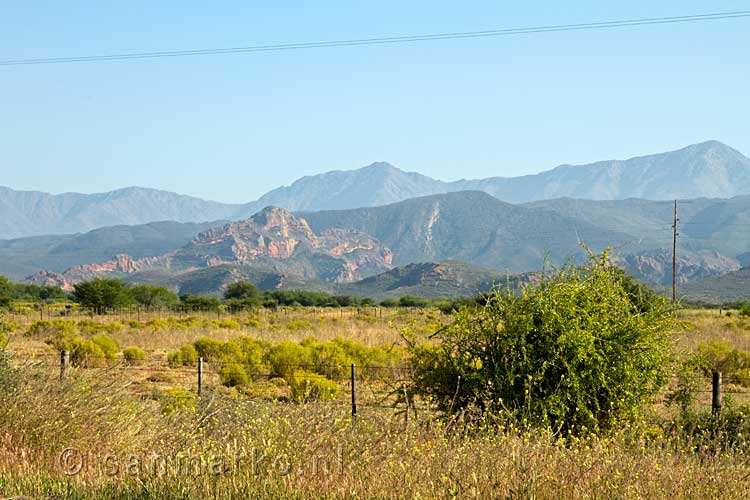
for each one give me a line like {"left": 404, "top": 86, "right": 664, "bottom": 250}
{"left": 1, "top": 10, "right": 749, "bottom": 66}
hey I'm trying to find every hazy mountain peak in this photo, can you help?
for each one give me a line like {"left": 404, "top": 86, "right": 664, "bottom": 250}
{"left": 2, "top": 141, "right": 750, "bottom": 239}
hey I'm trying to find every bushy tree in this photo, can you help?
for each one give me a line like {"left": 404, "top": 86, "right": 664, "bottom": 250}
{"left": 224, "top": 281, "right": 261, "bottom": 301}
{"left": 178, "top": 294, "right": 221, "bottom": 312}
{"left": 131, "top": 284, "right": 178, "bottom": 309}
{"left": 409, "top": 252, "right": 674, "bottom": 436}
{"left": 72, "top": 279, "right": 133, "bottom": 313}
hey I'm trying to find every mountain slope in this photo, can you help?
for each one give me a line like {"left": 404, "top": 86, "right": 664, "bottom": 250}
{"left": 302, "top": 191, "right": 632, "bottom": 272}
{"left": 681, "top": 267, "right": 750, "bottom": 304}
{"left": 0, "top": 220, "right": 221, "bottom": 281}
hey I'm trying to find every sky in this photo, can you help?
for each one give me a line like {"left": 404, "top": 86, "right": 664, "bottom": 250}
{"left": 1, "top": 1, "right": 748, "bottom": 203}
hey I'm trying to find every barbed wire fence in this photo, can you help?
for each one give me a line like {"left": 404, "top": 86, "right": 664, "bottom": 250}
{"left": 4, "top": 304, "right": 408, "bottom": 329}
{"left": 7, "top": 350, "right": 750, "bottom": 419}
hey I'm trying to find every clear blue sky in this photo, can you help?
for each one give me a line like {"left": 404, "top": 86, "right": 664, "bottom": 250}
{"left": 1, "top": 1, "right": 748, "bottom": 203}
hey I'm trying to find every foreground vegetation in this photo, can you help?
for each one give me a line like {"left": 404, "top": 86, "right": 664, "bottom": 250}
{"left": 3, "top": 257, "right": 750, "bottom": 498}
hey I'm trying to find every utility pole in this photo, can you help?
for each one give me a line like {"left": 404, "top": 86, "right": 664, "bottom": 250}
{"left": 672, "top": 200, "right": 679, "bottom": 303}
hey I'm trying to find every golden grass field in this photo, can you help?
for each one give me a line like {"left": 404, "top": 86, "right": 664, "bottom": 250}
{"left": 1, "top": 306, "right": 750, "bottom": 499}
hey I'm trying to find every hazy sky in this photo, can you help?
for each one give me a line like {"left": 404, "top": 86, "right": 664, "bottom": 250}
{"left": 1, "top": 1, "right": 748, "bottom": 202}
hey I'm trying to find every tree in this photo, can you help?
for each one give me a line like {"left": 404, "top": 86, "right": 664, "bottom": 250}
{"left": 131, "top": 284, "right": 178, "bottom": 309}
{"left": 72, "top": 279, "right": 133, "bottom": 314}
{"left": 179, "top": 294, "right": 221, "bottom": 312}
{"left": 224, "top": 281, "right": 261, "bottom": 301}
{"left": 409, "top": 252, "right": 674, "bottom": 436}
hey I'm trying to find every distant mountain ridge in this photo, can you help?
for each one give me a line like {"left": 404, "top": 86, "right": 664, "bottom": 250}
{"left": 0, "top": 186, "right": 242, "bottom": 239}
{"left": 2, "top": 141, "right": 749, "bottom": 239}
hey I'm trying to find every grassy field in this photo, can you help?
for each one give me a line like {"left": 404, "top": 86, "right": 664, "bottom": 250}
{"left": 1, "top": 306, "right": 750, "bottom": 499}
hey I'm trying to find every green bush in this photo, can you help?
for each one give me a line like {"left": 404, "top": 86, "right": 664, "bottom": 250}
{"left": 219, "top": 363, "right": 249, "bottom": 387}
{"left": 168, "top": 344, "right": 200, "bottom": 368}
{"left": 739, "top": 303, "right": 750, "bottom": 318}
{"left": 231, "top": 337, "right": 268, "bottom": 378}
{"left": 122, "top": 346, "right": 147, "bottom": 365}
{"left": 70, "top": 338, "right": 107, "bottom": 367}
{"left": 288, "top": 370, "right": 339, "bottom": 402}
{"left": 695, "top": 341, "right": 750, "bottom": 385}
{"left": 671, "top": 400, "right": 750, "bottom": 452}
{"left": 193, "top": 337, "right": 241, "bottom": 362}
{"left": 409, "top": 251, "right": 674, "bottom": 436}
{"left": 91, "top": 334, "right": 119, "bottom": 359}
{"left": 265, "top": 342, "right": 313, "bottom": 378}
{"left": 212, "top": 319, "right": 241, "bottom": 330}
{"left": 24, "top": 320, "right": 78, "bottom": 340}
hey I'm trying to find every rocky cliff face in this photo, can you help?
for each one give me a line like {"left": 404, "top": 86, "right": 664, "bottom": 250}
{"left": 26, "top": 270, "right": 76, "bottom": 292}
{"left": 26, "top": 207, "right": 394, "bottom": 287}
{"left": 170, "top": 207, "right": 392, "bottom": 281}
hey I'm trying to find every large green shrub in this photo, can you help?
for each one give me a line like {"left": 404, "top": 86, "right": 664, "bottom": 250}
{"left": 219, "top": 362, "right": 250, "bottom": 387}
{"left": 409, "top": 252, "right": 674, "bottom": 436}
{"left": 265, "top": 342, "right": 313, "bottom": 378}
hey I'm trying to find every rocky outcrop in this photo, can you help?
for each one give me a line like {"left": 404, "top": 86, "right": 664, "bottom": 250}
{"left": 170, "top": 207, "right": 393, "bottom": 282}
{"left": 614, "top": 249, "right": 740, "bottom": 286}
{"left": 26, "top": 270, "right": 76, "bottom": 292}
{"left": 25, "top": 207, "right": 395, "bottom": 287}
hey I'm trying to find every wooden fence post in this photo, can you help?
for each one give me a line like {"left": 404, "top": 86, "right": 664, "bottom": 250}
{"left": 60, "top": 350, "right": 70, "bottom": 380}
{"left": 712, "top": 371, "right": 722, "bottom": 415}
{"left": 351, "top": 364, "right": 357, "bottom": 420}
{"left": 197, "top": 357, "right": 204, "bottom": 396}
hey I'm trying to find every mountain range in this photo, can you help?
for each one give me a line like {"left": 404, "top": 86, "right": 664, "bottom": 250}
{"left": 3, "top": 140, "right": 750, "bottom": 301}
{"left": 2, "top": 141, "right": 749, "bottom": 239}
{"left": 8, "top": 190, "right": 745, "bottom": 298}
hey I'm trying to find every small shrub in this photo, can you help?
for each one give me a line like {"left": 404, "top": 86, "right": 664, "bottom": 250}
{"left": 219, "top": 363, "right": 249, "bottom": 387}
{"left": 168, "top": 344, "right": 200, "bottom": 368}
{"left": 122, "top": 346, "right": 147, "bottom": 365}
{"left": 179, "top": 344, "right": 200, "bottom": 365}
{"left": 212, "top": 319, "right": 241, "bottom": 330}
{"left": 288, "top": 370, "right": 339, "bottom": 402}
{"left": 145, "top": 319, "right": 169, "bottom": 330}
{"left": 91, "top": 334, "right": 119, "bottom": 359}
{"left": 78, "top": 320, "right": 123, "bottom": 335}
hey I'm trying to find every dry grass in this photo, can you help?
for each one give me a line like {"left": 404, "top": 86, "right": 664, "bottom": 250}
{"left": 2, "top": 307, "right": 750, "bottom": 498}
{"left": 2, "top": 365, "right": 750, "bottom": 499}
